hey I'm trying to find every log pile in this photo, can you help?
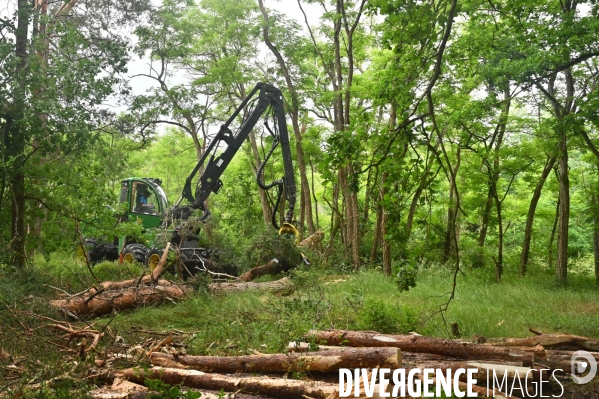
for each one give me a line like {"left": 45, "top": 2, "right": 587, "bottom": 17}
{"left": 84, "top": 328, "right": 599, "bottom": 399}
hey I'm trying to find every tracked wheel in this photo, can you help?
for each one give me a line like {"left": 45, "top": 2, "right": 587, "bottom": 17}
{"left": 122, "top": 244, "right": 149, "bottom": 264}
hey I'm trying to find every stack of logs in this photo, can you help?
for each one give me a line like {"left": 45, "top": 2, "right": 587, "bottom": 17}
{"left": 91, "top": 329, "right": 599, "bottom": 399}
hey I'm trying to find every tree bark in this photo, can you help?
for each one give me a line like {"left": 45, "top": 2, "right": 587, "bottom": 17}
{"left": 556, "top": 128, "right": 569, "bottom": 286}
{"left": 209, "top": 277, "right": 295, "bottom": 296}
{"left": 119, "top": 367, "right": 338, "bottom": 399}
{"left": 519, "top": 155, "right": 557, "bottom": 276}
{"left": 305, "top": 330, "right": 535, "bottom": 363}
{"left": 380, "top": 172, "right": 391, "bottom": 276}
{"left": 238, "top": 259, "right": 297, "bottom": 282}
{"left": 50, "top": 283, "right": 195, "bottom": 318}
{"left": 442, "top": 148, "right": 461, "bottom": 264}
{"left": 150, "top": 347, "right": 401, "bottom": 373}
{"left": 491, "top": 333, "right": 599, "bottom": 351}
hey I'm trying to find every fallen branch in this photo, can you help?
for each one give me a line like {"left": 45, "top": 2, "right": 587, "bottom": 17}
{"left": 150, "top": 347, "right": 401, "bottom": 373}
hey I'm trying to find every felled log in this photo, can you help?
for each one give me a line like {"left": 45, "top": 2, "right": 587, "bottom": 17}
{"left": 491, "top": 333, "right": 599, "bottom": 351}
{"left": 209, "top": 277, "right": 295, "bottom": 296}
{"left": 306, "top": 330, "right": 535, "bottom": 364}
{"left": 119, "top": 367, "right": 338, "bottom": 399}
{"left": 238, "top": 258, "right": 297, "bottom": 282}
{"left": 542, "top": 350, "right": 599, "bottom": 372}
{"left": 298, "top": 230, "right": 324, "bottom": 250}
{"left": 50, "top": 283, "right": 194, "bottom": 317}
{"left": 287, "top": 341, "right": 346, "bottom": 352}
{"left": 150, "top": 347, "right": 401, "bottom": 373}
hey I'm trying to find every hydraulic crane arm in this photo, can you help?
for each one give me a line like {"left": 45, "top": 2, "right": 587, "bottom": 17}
{"left": 177, "top": 83, "right": 297, "bottom": 233}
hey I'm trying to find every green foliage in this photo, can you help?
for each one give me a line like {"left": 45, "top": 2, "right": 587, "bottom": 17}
{"left": 356, "top": 297, "right": 417, "bottom": 334}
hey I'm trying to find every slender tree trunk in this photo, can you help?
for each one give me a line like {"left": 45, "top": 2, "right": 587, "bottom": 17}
{"left": 556, "top": 130, "right": 569, "bottom": 286}
{"left": 9, "top": 0, "right": 31, "bottom": 269}
{"left": 491, "top": 185, "right": 503, "bottom": 282}
{"left": 476, "top": 188, "right": 493, "bottom": 268}
{"left": 442, "top": 148, "right": 461, "bottom": 264}
{"left": 519, "top": 155, "right": 557, "bottom": 276}
{"left": 381, "top": 172, "right": 391, "bottom": 276}
{"left": 593, "top": 191, "right": 599, "bottom": 288}
{"left": 309, "top": 159, "right": 319, "bottom": 230}
{"left": 548, "top": 194, "right": 560, "bottom": 269}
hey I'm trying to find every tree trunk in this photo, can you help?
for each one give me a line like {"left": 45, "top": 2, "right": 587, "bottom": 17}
{"left": 556, "top": 130, "right": 569, "bottom": 286}
{"left": 50, "top": 283, "right": 195, "bottom": 318}
{"left": 9, "top": 0, "right": 31, "bottom": 269}
{"left": 380, "top": 172, "right": 391, "bottom": 276}
{"left": 258, "top": 0, "right": 314, "bottom": 238}
{"left": 150, "top": 347, "right": 401, "bottom": 373}
{"left": 476, "top": 186, "right": 493, "bottom": 268}
{"left": 519, "top": 155, "right": 557, "bottom": 276}
{"left": 442, "top": 148, "right": 461, "bottom": 264}
{"left": 119, "top": 367, "right": 337, "bottom": 399}
{"left": 237, "top": 258, "right": 297, "bottom": 281}
{"left": 548, "top": 194, "right": 560, "bottom": 269}
{"left": 594, "top": 163, "right": 599, "bottom": 287}
{"left": 209, "top": 277, "right": 295, "bottom": 296}
{"left": 304, "top": 330, "right": 535, "bottom": 363}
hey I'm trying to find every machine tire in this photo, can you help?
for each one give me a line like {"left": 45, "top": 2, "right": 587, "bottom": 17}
{"left": 145, "top": 247, "right": 164, "bottom": 272}
{"left": 122, "top": 244, "right": 149, "bottom": 265}
{"left": 78, "top": 238, "right": 106, "bottom": 265}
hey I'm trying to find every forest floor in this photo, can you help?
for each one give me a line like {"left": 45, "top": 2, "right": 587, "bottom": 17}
{"left": 1, "top": 256, "right": 599, "bottom": 397}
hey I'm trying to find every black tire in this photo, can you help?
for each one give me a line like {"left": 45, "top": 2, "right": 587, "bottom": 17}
{"left": 81, "top": 238, "right": 105, "bottom": 265}
{"left": 122, "top": 243, "right": 149, "bottom": 264}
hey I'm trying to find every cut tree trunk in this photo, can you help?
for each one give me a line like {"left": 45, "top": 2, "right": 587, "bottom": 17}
{"left": 238, "top": 259, "right": 295, "bottom": 282}
{"left": 150, "top": 347, "right": 401, "bottom": 373}
{"left": 305, "top": 330, "right": 535, "bottom": 363}
{"left": 208, "top": 277, "right": 295, "bottom": 296}
{"left": 50, "top": 283, "right": 194, "bottom": 318}
{"left": 491, "top": 334, "right": 599, "bottom": 351}
{"left": 298, "top": 230, "right": 324, "bottom": 250}
{"left": 119, "top": 367, "right": 338, "bottom": 399}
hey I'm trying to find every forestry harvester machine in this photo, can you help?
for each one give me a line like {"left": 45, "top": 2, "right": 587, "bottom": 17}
{"left": 80, "top": 83, "right": 299, "bottom": 275}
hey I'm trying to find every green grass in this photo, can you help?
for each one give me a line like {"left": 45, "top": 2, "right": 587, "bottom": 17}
{"left": 99, "top": 261, "right": 599, "bottom": 357}
{"left": 2, "top": 255, "right": 599, "bottom": 397}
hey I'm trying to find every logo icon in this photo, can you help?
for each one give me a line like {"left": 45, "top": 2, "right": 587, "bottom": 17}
{"left": 571, "top": 351, "right": 597, "bottom": 384}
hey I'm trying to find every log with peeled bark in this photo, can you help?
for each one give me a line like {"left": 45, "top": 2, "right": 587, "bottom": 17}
{"left": 305, "top": 330, "right": 535, "bottom": 364}
{"left": 491, "top": 334, "right": 599, "bottom": 351}
{"left": 208, "top": 277, "right": 295, "bottom": 296}
{"left": 119, "top": 367, "right": 338, "bottom": 399}
{"left": 150, "top": 347, "right": 401, "bottom": 373}
{"left": 50, "top": 283, "right": 194, "bottom": 318}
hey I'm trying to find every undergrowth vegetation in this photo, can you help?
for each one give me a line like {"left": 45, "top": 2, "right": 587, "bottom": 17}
{"left": 2, "top": 251, "right": 599, "bottom": 397}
